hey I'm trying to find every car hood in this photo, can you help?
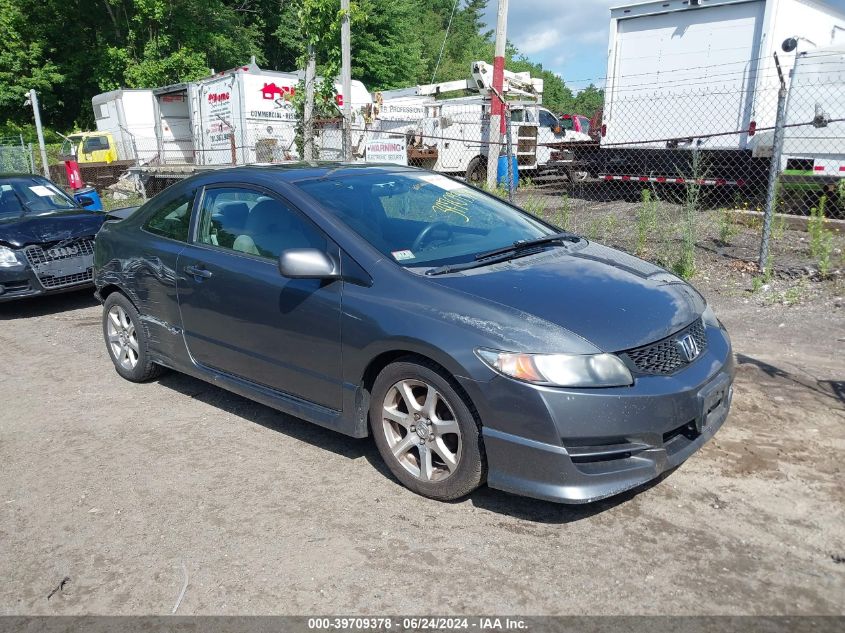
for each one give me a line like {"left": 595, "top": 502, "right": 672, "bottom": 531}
{"left": 428, "top": 242, "right": 705, "bottom": 352}
{"left": 0, "top": 209, "right": 106, "bottom": 248}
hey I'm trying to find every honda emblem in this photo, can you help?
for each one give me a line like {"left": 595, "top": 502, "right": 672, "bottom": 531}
{"left": 676, "top": 333, "right": 700, "bottom": 362}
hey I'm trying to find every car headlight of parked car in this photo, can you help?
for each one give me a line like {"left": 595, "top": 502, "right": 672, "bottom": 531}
{"left": 476, "top": 348, "right": 634, "bottom": 388}
{"left": 0, "top": 246, "right": 20, "bottom": 267}
{"left": 701, "top": 305, "right": 720, "bottom": 328}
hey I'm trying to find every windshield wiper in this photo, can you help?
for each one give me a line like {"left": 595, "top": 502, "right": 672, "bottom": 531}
{"left": 473, "top": 231, "right": 581, "bottom": 261}
{"left": 425, "top": 232, "right": 583, "bottom": 277}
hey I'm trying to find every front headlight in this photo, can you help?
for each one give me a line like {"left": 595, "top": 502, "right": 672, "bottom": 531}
{"left": 476, "top": 348, "right": 633, "bottom": 388}
{"left": 0, "top": 246, "right": 20, "bottom": 267}
{"left": 701, "top": 305, "right": 720, "bottom": 328}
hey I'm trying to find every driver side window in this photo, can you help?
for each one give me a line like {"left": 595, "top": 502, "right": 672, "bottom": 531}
{"left": 197, "top": 187, "right": 325, "bottom": 260}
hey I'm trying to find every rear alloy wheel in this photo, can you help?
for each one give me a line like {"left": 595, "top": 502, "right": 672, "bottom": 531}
{"left": 371, "top": 360, "right": 484, "bottom": 500}
{"left": 102, "top": 292, "right": 164, "bottom": 383}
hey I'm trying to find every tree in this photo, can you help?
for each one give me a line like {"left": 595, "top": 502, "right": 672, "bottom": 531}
{"left": 571, "top": 83, "right": 604, "bottom": 116}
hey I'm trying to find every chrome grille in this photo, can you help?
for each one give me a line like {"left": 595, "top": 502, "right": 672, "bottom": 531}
{"left": 24, "top": 237, "right": 95, "bottom": 266}
{"left": 24, "top": 237, "right": 95, "bottom": 289}
{"left": 623, "top": 319, "right": 707, "bottom": 375}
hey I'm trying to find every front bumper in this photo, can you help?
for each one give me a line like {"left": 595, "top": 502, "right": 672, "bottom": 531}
{"left": 460, "top": 324, "right": 735, "bottom": 504}
{"left": 0, "top": 244, "right": 95, "bottom": 303}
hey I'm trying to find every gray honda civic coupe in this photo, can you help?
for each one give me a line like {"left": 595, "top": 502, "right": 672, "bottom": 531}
{"left": 94, "top": 164, "right": 734, "bottom": 504}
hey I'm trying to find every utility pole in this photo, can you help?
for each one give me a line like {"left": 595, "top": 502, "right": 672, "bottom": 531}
{"left": 340, "top": 0, "right": 352, "bottom": 161}
{"left": 303, "top": 44, "right": 316, "bottom": 161}
{"left": 486, "top": 0, "right": 508, "bottom": 190}
{"left": 26, "top": 89, "right": 50, "bottom": 178}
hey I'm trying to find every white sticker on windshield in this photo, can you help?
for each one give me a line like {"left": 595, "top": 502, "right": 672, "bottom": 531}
{"left": 417, "top": 174, "right": 464, "bottom": 191}
{"left": 29, "top": 185, "right": 55, "bottom": 197}
{"left": 391, "top": 249, "right": 415, "bottom": 261}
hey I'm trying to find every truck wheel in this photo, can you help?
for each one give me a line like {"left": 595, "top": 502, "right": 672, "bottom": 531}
{"left": 466, "top": 156, "right": 487, "bottom": 185}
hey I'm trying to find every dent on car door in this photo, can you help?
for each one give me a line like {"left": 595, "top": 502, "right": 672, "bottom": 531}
{"left": 176, "top": 185, "right": 344, "bottom": 410}
{"left": 128, "top": 188, "right": 195, "bottom": 356}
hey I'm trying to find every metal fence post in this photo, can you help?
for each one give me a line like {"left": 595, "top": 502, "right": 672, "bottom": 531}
{"left": 759, "top": 53, "right": 788, "bottom": 270}
{"left": 505, "top": 107, "right": 514, "bottom": 202}
{"left": 28, "top": 143, "right": 35, "bottom": 174}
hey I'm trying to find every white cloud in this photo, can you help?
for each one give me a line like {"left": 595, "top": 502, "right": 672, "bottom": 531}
{"left": 483, "top": 0, "right": 616, "bottom": 83}
{"left": 515, "top": 28, "right": 560, "bottom": 55}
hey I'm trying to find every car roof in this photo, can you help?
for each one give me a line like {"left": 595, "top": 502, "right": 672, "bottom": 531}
{"left": 187, "top": 162, "right": 426, "bottom": 185}
{"left": 0, "top": 173, "right": 47, "bottom": 180}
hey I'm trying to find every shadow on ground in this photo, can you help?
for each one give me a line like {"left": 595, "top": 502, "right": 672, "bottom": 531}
{"left": 736, "top": 352, "right": 845, "bottom": 406}
{"left": 0, "top": 290, "right": 98, "bottom": 320}
{"left": 156, "top": 369, "right": 658, "bottom": 524}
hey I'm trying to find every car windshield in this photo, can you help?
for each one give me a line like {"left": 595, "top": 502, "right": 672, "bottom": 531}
{"left": 295, "top": 170, "right": 556, "bottom": 268}
{"left": 0, "top": 176, "right": 77, "bottom": 219}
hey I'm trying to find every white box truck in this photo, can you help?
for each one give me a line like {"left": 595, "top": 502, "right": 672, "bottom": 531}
{"left": 573, "top": 0, "right": 845, "bottom": 186}
{"left": 93, "top": 61, "right": 372, "bottom": 176}
{"left": 91, "top": 89, "right": 158, "bottom": 163}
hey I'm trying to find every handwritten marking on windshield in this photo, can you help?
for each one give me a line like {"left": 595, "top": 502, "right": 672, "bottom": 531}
{"left": 432, "top": 190, "right": 470, "bottom": 223}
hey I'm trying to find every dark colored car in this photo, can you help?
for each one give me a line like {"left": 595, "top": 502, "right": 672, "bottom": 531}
{"left": 94, "top": 164, "right": 734, "bottom": 503}
{"left": 0, "top": 174, "right": 107, "bottom": 302}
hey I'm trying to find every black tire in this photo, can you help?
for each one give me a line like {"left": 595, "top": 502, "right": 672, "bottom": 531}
{"left": 370, "top": 358, "right": 485, "bottom": 501}
{"left": 102, "top": 292, "right": 164, "bottom": 383}
{"left": 465, "top": 156, "right": 487, "bottom": 185}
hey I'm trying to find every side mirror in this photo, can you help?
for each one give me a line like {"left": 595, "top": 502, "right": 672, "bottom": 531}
{"left": 278, "top": 248, "right": 340, "bottom": 280}
{"left": 77, "top": 195, "right": 95, "bottom": 208}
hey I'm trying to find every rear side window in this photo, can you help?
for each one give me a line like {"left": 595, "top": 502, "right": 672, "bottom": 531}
{"left": 143, "top": 191, "right": 195, "bottom": 242}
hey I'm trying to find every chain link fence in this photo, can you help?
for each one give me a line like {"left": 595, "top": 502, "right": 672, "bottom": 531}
{"left": 36, "top": 51, "right": 845, "bottom": 281}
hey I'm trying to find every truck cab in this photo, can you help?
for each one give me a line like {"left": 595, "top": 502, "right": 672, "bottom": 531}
{"left": 60, "top": 132, "right": 118, "bottom": 164}
{"left": 510, "top": 105, "right": 586, "bottom": 169}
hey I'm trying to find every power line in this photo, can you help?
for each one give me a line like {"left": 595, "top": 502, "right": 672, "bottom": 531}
{"left": 431, "top": 0, "right": 461, "bottom": 85}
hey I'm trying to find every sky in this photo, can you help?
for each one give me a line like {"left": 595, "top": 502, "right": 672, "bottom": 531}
{"left": 481, "top": 0, "right": 845, "bottom": 93}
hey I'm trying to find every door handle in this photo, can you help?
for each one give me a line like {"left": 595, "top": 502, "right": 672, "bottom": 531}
{"left": 184, "top": 265, "right": 213, "bottom": 279}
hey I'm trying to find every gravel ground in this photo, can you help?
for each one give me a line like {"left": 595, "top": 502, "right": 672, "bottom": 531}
{"left": 1, "top": 255, "right": 843, "bottom": 615}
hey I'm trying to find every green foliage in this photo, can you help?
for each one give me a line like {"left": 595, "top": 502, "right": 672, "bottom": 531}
{"left": 0, "top": 0, "right": 599, "bottom": 136}
{"left": 672, "top": 156, "right": 703, "bottom": 279}
{"left": 556, "top": 195, "right": 573, "bottom": 232}
{"left": 636, "top": 189, "right": 657, "bottom": 256}
{"left": 718, "top": 208, "right": 739, "bottom": 244}
{"left": 521, "top": 196, "right": 547, "bottom": 218}
{"left": 808, "top": 195, "right": 834, "bottom": 276}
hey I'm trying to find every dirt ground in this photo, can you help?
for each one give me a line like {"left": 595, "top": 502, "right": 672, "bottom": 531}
{"left": 1, "top": 247, "right": 844, "bottom": 615}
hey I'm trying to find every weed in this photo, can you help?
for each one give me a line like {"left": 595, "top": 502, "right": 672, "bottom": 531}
{"left": 522, "top": 195, "right": 547, "bottom": 218}
{"left": 718, "top": 207, "right": 739, "bottom": 244}
{"left": 557, "top": 195, "right": 573, "bottom": 232}
{"left": 751, "top": 276, "right": 763, "bottom": 293}
{"left": 603, "top": 213, "right": 619, "bottom": 242}
{"left": 636, "top": 189, "right": 658, "bottom": 256}
{"left": 809, "top": 195, "right": 834, "bottom": 276}
{"left": 771, "top": 213, "right": 787, "bottom": 241}
{"left": 672, "top": 156, "right": 701, "bottom": 279}
{"left": 586, "top": 218, "right": 601, "bottom": 242}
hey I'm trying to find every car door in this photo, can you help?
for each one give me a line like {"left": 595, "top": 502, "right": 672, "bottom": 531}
{"left": 536, "top": 109, "right": 560, "bottom": 165}
{"left": 176, "top": 184, "right": 343, "bottom": 411}
{"left": 132, "top": 187, "right": 197, "bottom": 351}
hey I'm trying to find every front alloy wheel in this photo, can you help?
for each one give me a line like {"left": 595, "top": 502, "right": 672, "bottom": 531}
{"left": 370, "top": 359, "right": 485, "bottom": 501}
{"left": 382, "top": 379, "right": 462, "bottom": 482}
